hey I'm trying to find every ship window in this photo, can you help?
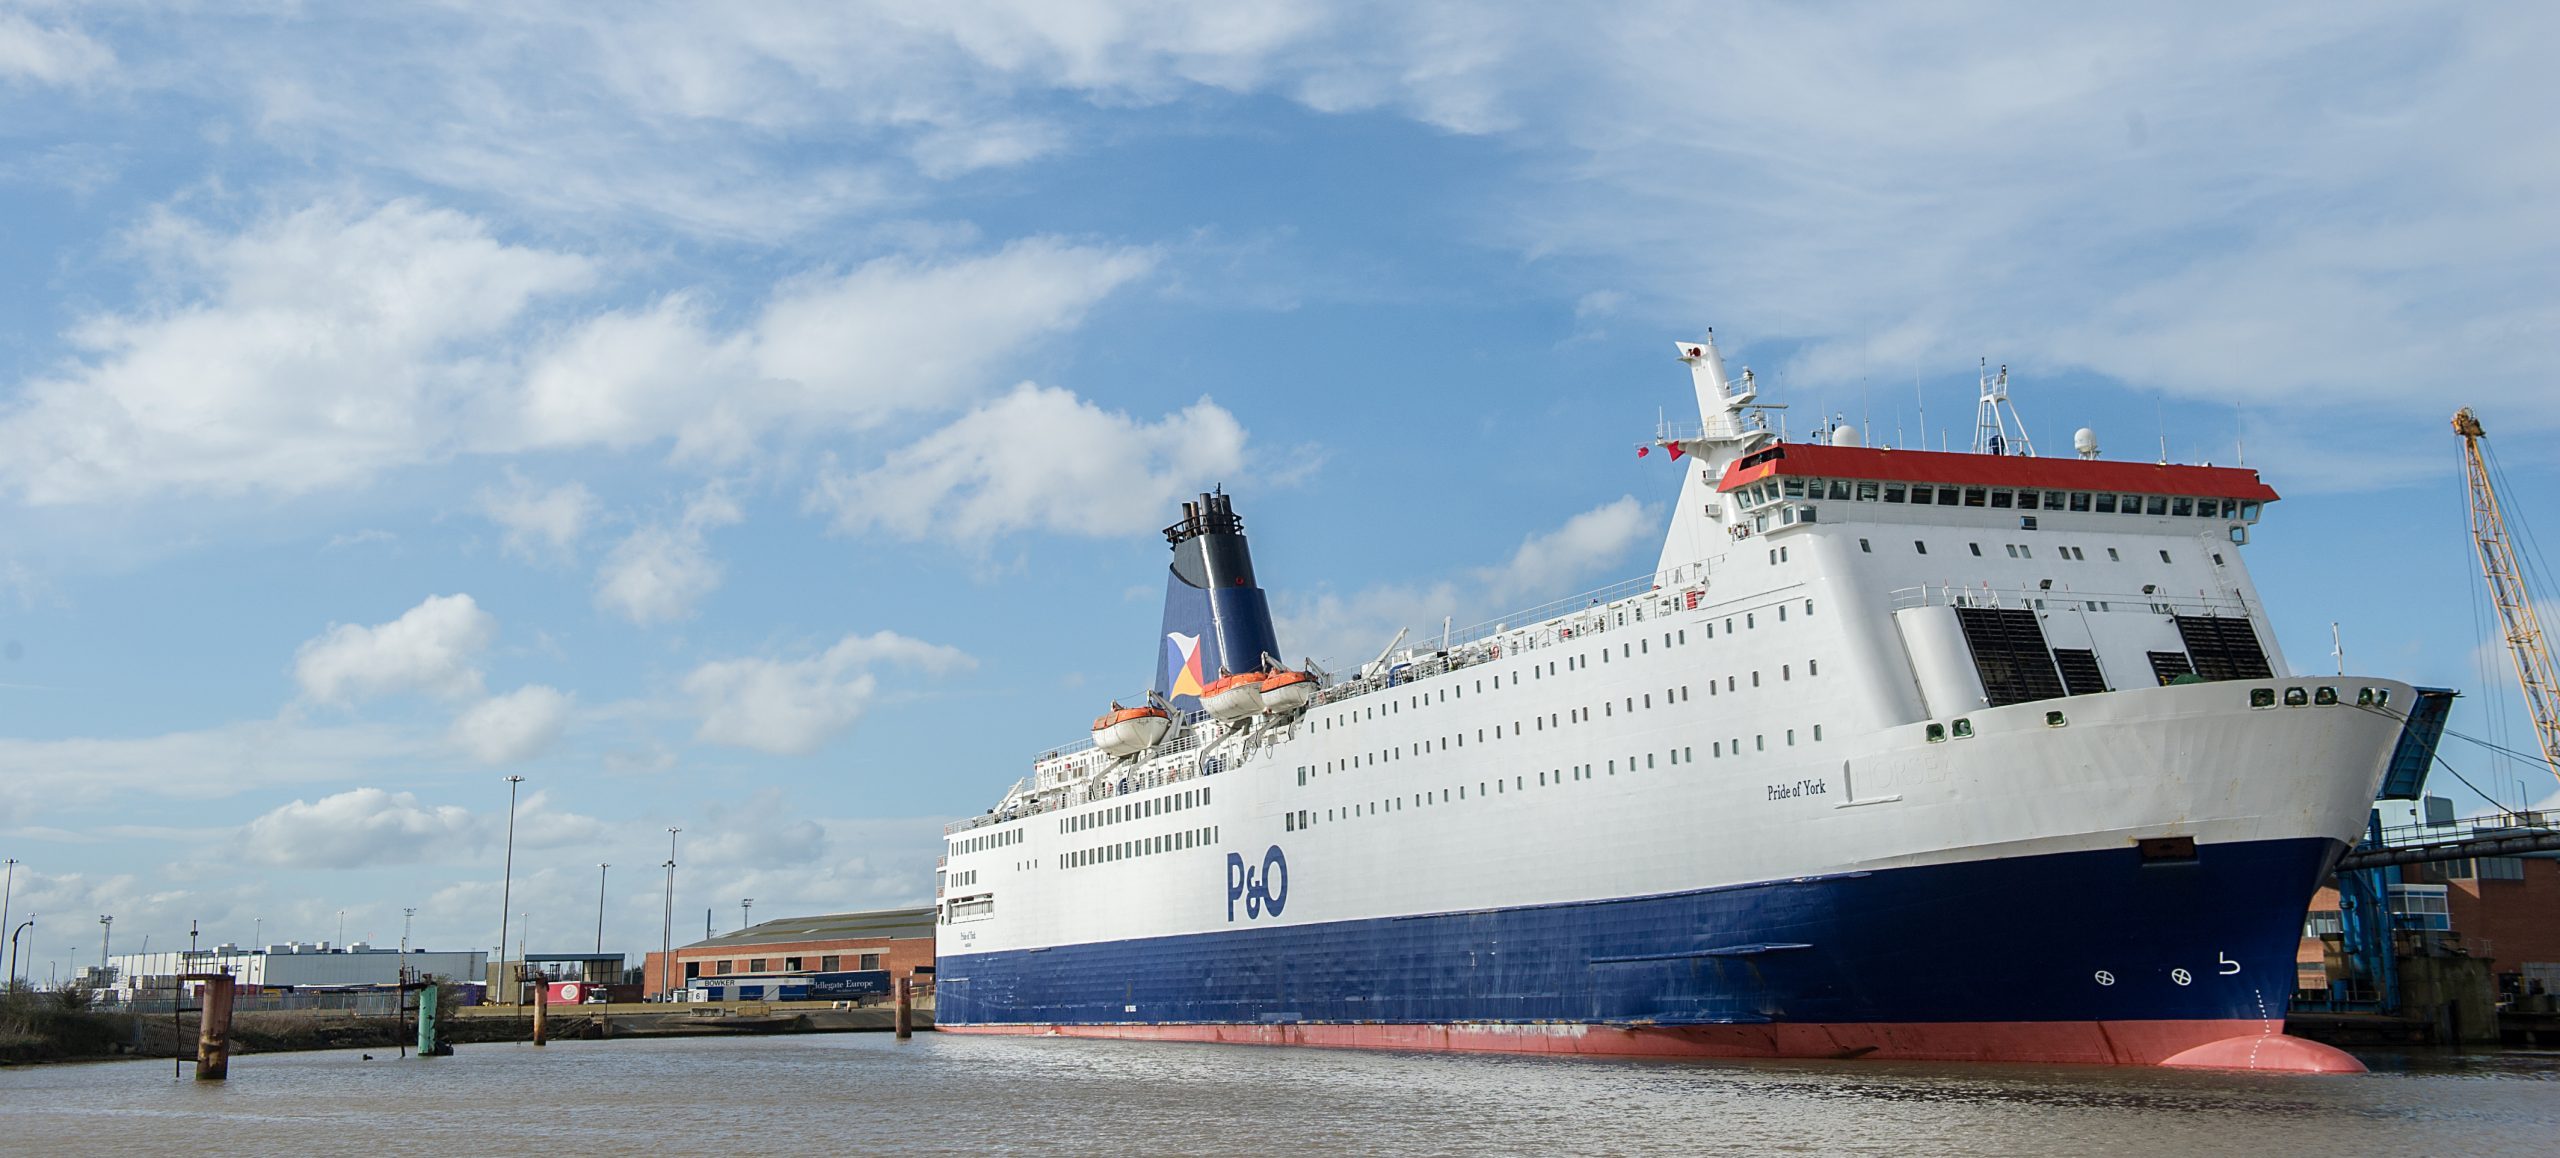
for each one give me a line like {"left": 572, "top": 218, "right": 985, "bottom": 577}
{"left": 1783, "top": 477, "right": 1805, "bottom": 497}
{"left": 2212, "top": 552, "right": 2224, "bottom": 565}
{"left": 1751, "top": 671, "right": 1760, "bottom": 686}
{"left": 1938, "top": 487, "right": 1961, "bottom": 505}
{"left": 1909, "top": 486, "right": 1934, "bottom": 505}
{"left": 1813, "top": 725, "right": 1822, "bottom": 741}
{"left": 1926, "top": 723, "right": 1945, "bottom": 742}
{"left": 1680, "top": 686, "right": 1689, "bottom": 701}
{"left": 1990, "top": 490, "right": 2013, "bottom": 509}
{"left": 1727, "top": 676, "right": 1736, "bottom": 690}
{"left": 1860, "top": 538, "right": 1872, "bottom": 553}
{"left": 2005, "top": 544, "right": 2018, "bottom": 558}
{"left": 1969, "top": 543, "right": 1983, "bottom": 556}
{"left": 2172, "top": 498, "right": 2194, "bottom": 517}
{"left": 1828, "top": 480, "right": 1852, "bottom": 500}
{"left": 1781, "top": 665, "right": 1789, "bottom": 681}
{"left": 1883, "top": 484, "right": 1907, "bottom": 502}
{"left": 1779, "top": 605, "right": 1787, "bottom": 621}
{"left": 2145, "top": 496, "right": 2169, "bottom": 515}
{"left": 2159, "top": 550, "right": 2173, "bottom": 564}
{"left": 1808, "top": 659, "right": 1818, "bottom": 675}
{"left": 2070, "top": 492, "right": 2092, "bottom": 512}
{"left": 1787, "top": 729, "right": 1795, "bottom": 746}
{"left": 1714, "top": 741, "right": 1722, "bottom": 757}
{"left": 2018, "top": 545, "right": 2031, "bottom": 558}
{"left": 1746, "top": 613, "right": 1755, "bottom": 628}
{"left": 1963, "top": 487, "right": 1987, "bottom": 507}
{"left": 1915, "top": 541, "right": 1928, "bottom": 554}
{"left": 1755, "top": 735, "right": 1765, "bottom": 751}
{"left": 1678, "top": 630, "right": 1686, "bottom": 644}
{"left": 1709, "top": 681, "right": 1717, "bottom": 696}
{"left": 2094, "top": 494, "right": 2118, "bottom": 513}
{"left": 2107, "top": 548, "right": 2120, "bottom": 561}
{"left": 1856, "top": 481, "right": 1878, "bottom": 501}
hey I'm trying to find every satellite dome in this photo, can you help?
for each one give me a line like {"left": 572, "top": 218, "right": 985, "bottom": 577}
{"left": 2073, "top": 428, "right": 2100, "bottom": 459}
{"left": 1830, "top": 424, "right": 1862, "bottom": 448}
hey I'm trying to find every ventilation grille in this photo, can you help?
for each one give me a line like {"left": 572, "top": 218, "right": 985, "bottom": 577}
{"left": 1955, "top": 607, "right": 2067, "bottom": 707}
{"left": 2175, "top": 615, "right": 2274, "bottom": 681}
{"left": 2147, "top": 650, "right": 2198, "bottom": 685}
{"left": 2051, "top": 648, "right": 2109, "bottom": 697}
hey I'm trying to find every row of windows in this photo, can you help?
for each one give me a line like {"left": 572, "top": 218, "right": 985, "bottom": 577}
{"left": 952, "top": 827, "right": 1019, "bottom": 857}
{"left": 1297, "top": 659, "right": 1820, "bottom": 784}
{"left": 1288, "top": 728, "right": 1831, "bottom": 832}
{"left": 946, "top": 896, "right": 994, "bottom": 922}
{"left": 1308, "top": 603, "right": 1815, "bottom": 745}
{"left": 1859, "top": 535, "right": 2173, "bottom": 567}
{"left": 947, "top": 869, "right": 977, "bottom": 888}
{"left": 1742, "top": 476, "right": 2258, "bottom": 521}
{"left": 1062, "top": 825, "right": 1219, "bottom": 870}
{"left": 1060, "top": 786, "right": 1212, "bottom": 835}
{"left": 697, "top": 952, "right": 880, "bottom": 977}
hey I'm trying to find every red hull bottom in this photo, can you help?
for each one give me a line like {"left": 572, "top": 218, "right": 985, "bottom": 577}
{"left": 937, "top": 1019, "right": 2362, "bottom": 1072}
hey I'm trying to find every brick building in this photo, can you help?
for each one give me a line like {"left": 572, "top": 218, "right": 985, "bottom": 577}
{"left": 2298, "top": 850, "right": 2560, "bottom": 999}
{"left": 642, "top": 907, "right": 935, "bottom": 999}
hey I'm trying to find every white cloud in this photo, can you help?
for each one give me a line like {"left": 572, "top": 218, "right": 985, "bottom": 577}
{"left": 0, "top": 198, "right": 1155, "bottom": 505}
{"left": 450, "top": 684, "right": 573, "bottom": 764}
{"left": 520, "top": 239, "right": 1158, "bottom": 461}
{"left": 0, "top": 199, "right": 594, "bottom": 505}
{"left": 810, "top": 382, "right": 1245, "bottom": 541}
{"left": 294, "top": 593, "right": 496, "bottom": 705}
{"left": 0, "top": 10, "right": 113, "bottom": 86}
{"left": 0, "top": 718, "right": 432, "bottom": 826}
{"left": 594, "top": 486, "right": 741, "bottom": 626}
{"left": 1274, "top": 496, "right": 1654, "bottom": 671}
{"left": 684, "top": 631, "right": 975, "bottom": 756}
{"left": 240, "top": 788, "right": 479, "bottom": 869}
{"left": 478, "top": 472, "right": 597, "bottom": 562}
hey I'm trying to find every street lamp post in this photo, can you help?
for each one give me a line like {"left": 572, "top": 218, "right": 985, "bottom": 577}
{"left": 497, "top": 774, "right": 525, "bottom": 996}
{"left": 659, "top": 829, "right": 679, "bottom": 1001}
{"left": 1, "top": 858, "right": 16, "bottom": 979}
{"left": 8, "top": 917, "right": 32, "bottom": 986}
{"left": 595, "top": 863, "right": 610, "bottom": 955}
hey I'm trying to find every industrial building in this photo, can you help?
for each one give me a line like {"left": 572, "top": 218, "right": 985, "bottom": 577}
{"left": 642, "top": 907, "right": 933, "bottom": 1000}
{"left": 100, "top": 942, "right": 486, "bottom": 1000}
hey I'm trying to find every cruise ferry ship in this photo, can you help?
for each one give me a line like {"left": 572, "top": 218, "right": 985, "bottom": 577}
{"left": 934, "top": 335, "right": 2424, "bottom": 1070}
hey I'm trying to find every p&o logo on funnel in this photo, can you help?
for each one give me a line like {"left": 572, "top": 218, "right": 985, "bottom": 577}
{"left": 1165, "top": 631, "right": 1206, "bottom": 699}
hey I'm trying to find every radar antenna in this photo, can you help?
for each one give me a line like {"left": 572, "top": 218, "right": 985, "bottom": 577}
{"left": 1971, "top": 360, "right": 2035, "bottom": 457}
{"left": 2454, "top": 407, "right": 2560, "bottom": 785}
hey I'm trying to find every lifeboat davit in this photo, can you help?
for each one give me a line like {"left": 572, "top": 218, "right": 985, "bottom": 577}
{"left": 1200, "top": 672, "right": 1266, "bottom": 720}
{"left": 1258, "top": 669, "right": 1316, "bottom": 714}
{"left": 1090, "top": 705, "right": 1171, "bottom": 756}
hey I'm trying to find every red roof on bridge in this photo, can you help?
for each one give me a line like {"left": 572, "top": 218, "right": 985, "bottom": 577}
{"left": 1715, "top": 443, "right": 2279, "bottom": 502}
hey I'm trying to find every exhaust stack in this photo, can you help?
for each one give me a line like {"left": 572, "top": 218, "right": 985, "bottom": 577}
{"left": 1153, "top": 490, "right": 1282, "bottom": 711}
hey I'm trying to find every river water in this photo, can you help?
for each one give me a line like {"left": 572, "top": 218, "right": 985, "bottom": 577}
{"left": 3, "top": 1035, "right": 2555, "bottom": 1155}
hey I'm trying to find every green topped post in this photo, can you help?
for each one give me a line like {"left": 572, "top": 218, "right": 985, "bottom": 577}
{"left": 416, "top": 982, "right": 442, "bottom": 1056}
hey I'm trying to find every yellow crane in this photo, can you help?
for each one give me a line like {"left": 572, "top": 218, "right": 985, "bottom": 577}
{"left": 2453, "top": 407, "right": 2560, "bottom": 784}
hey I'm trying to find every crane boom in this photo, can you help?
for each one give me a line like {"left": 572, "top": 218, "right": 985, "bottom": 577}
{"left": 2454, "top": 407, "right": 2560, "bottom": 783}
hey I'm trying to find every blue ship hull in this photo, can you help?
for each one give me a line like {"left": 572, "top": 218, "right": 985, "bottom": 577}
{"left": 937, "top": 836, "right": 2337, "bottom": 1042}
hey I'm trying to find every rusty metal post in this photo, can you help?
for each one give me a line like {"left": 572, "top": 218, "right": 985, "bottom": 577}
{"left": 531, "top": 979, "right": 549, "bottom": 1046}
{"left": 194, "top": 974, "right": 235, "bottom": 1081}
{"left": 895, "top": 975, "right": 912, "bottom": 1039}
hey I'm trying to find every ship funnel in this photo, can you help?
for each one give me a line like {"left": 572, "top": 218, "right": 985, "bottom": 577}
{"left": 1153, "top": 490, "right": 1283, "bottom": 711}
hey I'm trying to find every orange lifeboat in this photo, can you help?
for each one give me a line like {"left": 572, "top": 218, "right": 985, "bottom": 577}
{"left": 1258, "top": 669, "right": 1316, "bottom": 714}
{"left": 1200, "top": 672, "right": 1266, "bottom": 720}
{"left": 1090, "top": 704, "right": 1171, "bottom": 756}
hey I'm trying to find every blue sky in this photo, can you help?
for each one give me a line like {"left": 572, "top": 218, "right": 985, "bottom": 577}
{"left": 1, "top": 2, "right": 2555, "bottom": 973}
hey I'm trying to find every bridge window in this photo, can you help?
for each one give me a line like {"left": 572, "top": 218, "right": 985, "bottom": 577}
{"left": 1883, "top": 484, "right": 1907, "bottom": 502}
{"left": 2094, "top": 494, "right": 2118, "bottom": 513}
{"left": 2172, "top": 498, "right": 2194, "bottom": 517}
{"left": 2069, "top": 492, "right": 2092, "bottom": 511}
{"left": 1964, "top": 487, "right": 1988, "bottom": 507}
{"left": 1990, "top": 490, "right": 2013, "bottom": 509}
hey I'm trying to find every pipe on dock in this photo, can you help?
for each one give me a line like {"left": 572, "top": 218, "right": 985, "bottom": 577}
{"left": 532, "top": 980, "right": 549, "bottom": 1047}
{"left": 895, "top": 977, "right": 913, "bottom": 1039}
